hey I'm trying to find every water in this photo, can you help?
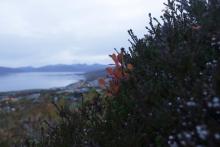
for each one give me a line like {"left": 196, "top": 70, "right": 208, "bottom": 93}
{"left": 0, "top": 72, "right": 84, "bottom": 92}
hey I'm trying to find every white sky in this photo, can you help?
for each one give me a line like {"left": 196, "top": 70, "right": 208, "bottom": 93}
{"left": 0, "top": 0, "right": 166, "bottom": 67}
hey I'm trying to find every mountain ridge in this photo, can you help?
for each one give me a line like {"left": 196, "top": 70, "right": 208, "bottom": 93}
{"left": 0, "top": 64, "right": 107, "bottom": 74}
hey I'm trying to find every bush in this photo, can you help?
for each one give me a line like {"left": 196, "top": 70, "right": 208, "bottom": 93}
{"left": 38, "top": 0, "right": 220, "bottom": 146}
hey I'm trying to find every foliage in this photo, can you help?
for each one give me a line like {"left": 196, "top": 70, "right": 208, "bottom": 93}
{"left": 39, "top": 0, "right": 220, "bottom": 146}
{"left": 0, "top": 94, "right": 58, "bottom": 146}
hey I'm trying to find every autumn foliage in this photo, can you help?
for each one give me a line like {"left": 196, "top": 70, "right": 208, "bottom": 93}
{"left": 99, "top": 48, "right": 133, "bottom": 95}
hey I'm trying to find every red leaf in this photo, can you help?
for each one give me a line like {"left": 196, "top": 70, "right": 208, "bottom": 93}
{"left": 110, "top": 53, "right": 120, "bottom": 67}
{"left": 109, "top": 80, "right": 120, "bottom": 94}
{"left": 98, "top": 78, "right": 106, "bottom": 88}
{"left": 106, "top": 67, "right": 113, "bottom": 75}
{"left": 127, "top": 64, "right": 134, "bottom": 71}
{"left": 117, "top": 53, "right": 123, "bottom": 64}
{"left": 114, "top": 68, "right": 123, "bottom": 79}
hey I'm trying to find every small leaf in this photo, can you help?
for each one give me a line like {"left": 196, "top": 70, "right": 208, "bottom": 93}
{"left": 98, "top": 78, "right": 106, "bottom": 88}
{"left": 110, "top": 53, "right": 120, "bottom": 66}
{"left": 117, "top": 53, "right": 123, "bottom": 64}
{"left": 112, "top": 84, "right": 120, "bottom": 94}
{"left": 109, "top": 80, "right": 120, "bottom": 94}
{"left": 127, "top": 64, "right": 134, "bottom": 71}
{"left": 106, "top": 67, "right": 113, "bottom": 75}
{"left": 114, "top": 68, "right": 123, "bottom": 79}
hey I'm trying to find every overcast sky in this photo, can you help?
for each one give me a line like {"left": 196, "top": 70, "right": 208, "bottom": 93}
{"left": 0, "top": 0, "right": 165, "bottom": 67}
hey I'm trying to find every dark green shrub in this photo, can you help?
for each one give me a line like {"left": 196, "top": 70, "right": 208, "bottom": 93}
{"left": 38, "top": 0, "right": 220, "bottom": 146}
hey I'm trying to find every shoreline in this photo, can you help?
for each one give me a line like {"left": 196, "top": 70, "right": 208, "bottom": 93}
{"left": 0, "top": 68, "right": 105, "bottom": 99}
{"left": 0, "top": 79, "right": 100, "bottom": 100}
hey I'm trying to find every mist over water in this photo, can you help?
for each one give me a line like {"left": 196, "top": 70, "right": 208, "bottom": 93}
{"left": 0, "top": 72, "right": 84, "bottom": 92}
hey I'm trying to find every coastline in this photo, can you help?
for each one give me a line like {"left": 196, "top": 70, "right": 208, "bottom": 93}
{"left": 0, "top": 79, "right": 100, "bottom": 100}
{"left": 0, "top": 68, "right": 105, "bottom": 102}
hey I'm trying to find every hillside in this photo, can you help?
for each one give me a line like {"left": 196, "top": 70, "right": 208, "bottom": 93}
{"left": 84, "top": 69, "right": 106, "bottom": 81}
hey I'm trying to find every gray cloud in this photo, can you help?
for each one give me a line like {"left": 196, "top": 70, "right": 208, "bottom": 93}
{"left": 0, "top": 0, "right": 165, "bottom": 67}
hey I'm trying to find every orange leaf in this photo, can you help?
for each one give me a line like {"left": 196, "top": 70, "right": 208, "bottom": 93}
{"left": 117, "top": 53, "right": 123, "bottom": 64}
{"left": 114, "top": 68, "right": 123, "bottom": 79}
{"left": 109, "top": 80, "right": 120, "bottom": 94}
{"left": 98, "top": 78, "right": 106, "bottom": 88}
{"left": 106, "top": 67, "right": 113, "bottom": 75}
{"left": 112, "top": 84, "right": 120, "bottom": 94}
{"left": 127, "top": 64, "right": 134, "bottom": 71}
{"left": 110, "top": 53, "right": 120, "bottom": 67}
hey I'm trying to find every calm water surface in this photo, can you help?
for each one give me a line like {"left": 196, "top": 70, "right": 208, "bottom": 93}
{"left": 0, "top": 72, "right": 84, "bottom": 92}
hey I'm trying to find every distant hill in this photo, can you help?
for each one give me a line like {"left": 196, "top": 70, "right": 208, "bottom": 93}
{"left": 0, "top": 67, "right": 22, "bottom": 74}
{"left": 0, "top": 64, "right": 107, "bottom": 74}
{"left": 84, "top": 69, "right": 106, "bottom": 81}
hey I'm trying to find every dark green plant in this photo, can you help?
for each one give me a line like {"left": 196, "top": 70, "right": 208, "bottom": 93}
{"left": 37, "top": 0, "right": 220, "bottom": 146}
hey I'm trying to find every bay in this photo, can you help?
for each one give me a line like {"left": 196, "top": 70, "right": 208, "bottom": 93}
{"left": 0, "top": 72, "right": 84, "bottom": 92}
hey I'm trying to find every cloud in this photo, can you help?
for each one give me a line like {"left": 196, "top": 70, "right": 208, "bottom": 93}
{"left": 0, "top": 0, "right": 166, "bottom": 67}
